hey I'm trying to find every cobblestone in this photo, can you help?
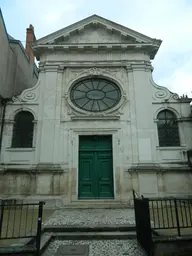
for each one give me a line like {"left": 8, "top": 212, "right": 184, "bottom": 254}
{"left": 42, "top": 209, "right": 146, "bottom": 255}
{"left": 44, "top": 209, "right": 135, "bottom": 227}
{"left": 42, "top": 239, "right": 146, "bottom": 256}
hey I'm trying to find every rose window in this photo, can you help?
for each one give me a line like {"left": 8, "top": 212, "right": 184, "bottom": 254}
{"left": 70, "top": 78, "right": 121, "bottom": 112}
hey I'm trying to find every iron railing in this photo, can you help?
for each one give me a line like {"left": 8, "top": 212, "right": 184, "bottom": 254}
{"left": 133, "top": 190, "right": 192, "bottom": 256}
{"left": 149, "top": 197, "right": 192, "bottom": 236}
{"left": 0, "top": 201, "right": 45, "bottom": 256}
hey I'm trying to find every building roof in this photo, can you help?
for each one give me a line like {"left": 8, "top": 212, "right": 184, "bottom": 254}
{"left": 0, "top": 8, "right": 38, "bottom": 75}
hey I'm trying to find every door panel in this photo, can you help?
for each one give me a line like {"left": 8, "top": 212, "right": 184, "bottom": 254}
{"left": 96, "top": 151, "right": 114, "bottom": 198}
{"left": 78, "top": 136, "right": 114, "bottom": 199}
{"left": 78, "top": 152, "right": 96, "bottom": 199}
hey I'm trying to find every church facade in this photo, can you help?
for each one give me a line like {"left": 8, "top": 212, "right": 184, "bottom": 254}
{"left": 0, "top": 15, "right": 192, "bottom": 207}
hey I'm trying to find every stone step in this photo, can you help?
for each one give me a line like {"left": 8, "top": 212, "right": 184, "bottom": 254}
{"left": 40, "top": 233, "right": 52, "bottom": 254}
{"left": 0, "top": 245, "right": 36, "bottom": 255}
{"left": 44, "top": 224, "right": 136, "bottom": 233}
{"left": 61, "top": 201, "right": 132, "bottom": 209}
{"left": 52, "top": 231, "right": 137, "bottom": 240}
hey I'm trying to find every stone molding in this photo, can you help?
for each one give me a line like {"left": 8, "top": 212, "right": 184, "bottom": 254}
{"left": 64, "top": 67, "right": 128, "bottom": 120}
{"left": 151, "top": 76, "right": 180, "bottom": 103}
{"left": 0, "top": 164, "right": 66, "bottom": 173}
{"left": 128, "top": 163, "right": 191, "bottom": 172}
{"left": 12, "top": 79, "right": 40, "bottom": 104}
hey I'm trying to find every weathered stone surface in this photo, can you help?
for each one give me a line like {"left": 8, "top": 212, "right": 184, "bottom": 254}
{"left": 42, "top": 240, "right": 146, "bottom": 256}
{"left": 44, "top": 209, "right": 135, "bottom": 227}
{"left": 56, "top": 245, "right": 89, "bottom": 256}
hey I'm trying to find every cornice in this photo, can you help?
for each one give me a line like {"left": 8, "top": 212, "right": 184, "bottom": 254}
{"left": 33, "top": 43, "right": 159, "bottom": 60}
{"left": 38, "top": 60, "right": 152, "bottom": 71}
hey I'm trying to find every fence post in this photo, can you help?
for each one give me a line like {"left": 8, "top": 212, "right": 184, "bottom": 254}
{"left": 132, "top": 190, "right": 135, "bottom": 200}
{"left": 36, "top": 201, "right": 44, "bottom": 256}
{"left": 0, "top": 201, "right": 5, "bottom": 238}
{"left": 174, "top": 198, "right": 181, "bottom": 236}
{"left": 134, "top": 197, "right": 152, "bottom": 256}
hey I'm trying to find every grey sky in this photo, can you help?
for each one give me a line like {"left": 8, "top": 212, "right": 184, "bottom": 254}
{"left": 1, "top": 0, "right": 192, "bottom": 96}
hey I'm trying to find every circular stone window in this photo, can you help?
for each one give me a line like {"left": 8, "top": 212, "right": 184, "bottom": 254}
{"left": 70, "top": 78, "right": 121, "bottom": 112}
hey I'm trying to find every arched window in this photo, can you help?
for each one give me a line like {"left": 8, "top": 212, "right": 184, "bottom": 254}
{"left": 12, "top": 111, "right": 34, "bottom": 148}
{"left": 157, "top": 110, "right": 180, "bottom": 147}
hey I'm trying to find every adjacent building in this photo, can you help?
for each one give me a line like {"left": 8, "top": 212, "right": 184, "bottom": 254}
{"left": 0, "top": 8, "right": 38, "bottom": 166}
{"left": 0, "top": 15, "right": 191, "bottom": 207}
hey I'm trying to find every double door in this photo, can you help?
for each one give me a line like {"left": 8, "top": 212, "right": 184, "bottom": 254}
{"left": 78, "top": 135, "right": 114, "bottom": 199}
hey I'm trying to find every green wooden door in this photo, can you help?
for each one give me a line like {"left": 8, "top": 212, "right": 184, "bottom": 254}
{"left": 78, "top": 135, "right": 114, "bottom": 199}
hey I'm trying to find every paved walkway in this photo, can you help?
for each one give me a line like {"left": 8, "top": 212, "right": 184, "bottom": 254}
{"left": 44, "top": 208, "right": 135, "bottom": 227}
{"left": 42, "top": 209, "right": 146, "bottom": 255}
{"left": 42, "top": 239, "right": 146, "bottom": 256}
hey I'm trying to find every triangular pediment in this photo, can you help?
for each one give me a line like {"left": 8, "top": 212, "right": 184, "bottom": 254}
{"left": 52, "top": 25, "right": 138, "bottom": 44}
{"left": 35, "top": 14, "right": 161, "bottom": 46}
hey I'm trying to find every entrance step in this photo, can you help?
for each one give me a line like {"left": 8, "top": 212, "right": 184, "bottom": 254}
{"left": 63, "top": 200, "right": 131, "bottom": 209}
{"left": 44, "top": 208, "right": 135, "bottom": 227}
{"left": 51, "top": 231, "right": 136, "bottom": 240}
{"left": 44, "top": 224, "right": 136, "bottom": 233}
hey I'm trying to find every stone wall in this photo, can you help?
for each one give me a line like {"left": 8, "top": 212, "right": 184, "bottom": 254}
{"left": 0, "top": 168, "right": 191, "bottom": 207}
{"left": 153, "top": 238, "right": 192, "bottom": 256}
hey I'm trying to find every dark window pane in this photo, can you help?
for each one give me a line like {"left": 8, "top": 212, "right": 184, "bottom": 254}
{"left": 12, "top": 111, "right": 34, "bottom": 148}
{"left": 105, "top": 90, "right": 118, "bottom": 99}
{"left": 92, "top": 80, "right": 100, "bottom": 89}
{"left": 158, "top": 111, "right": 166, "bottom": 120}
{"left": 98, "top": 100, "right": 109, "bottom": 111}
{"left": 73, "top": 90, "right": 86, "bottom": 99}
{"left": 92, "top": 101, "right": 100, "bottom": 111}
{"left": 102, "top": 84, "right": 116, "bottom": 92}
{"left": 76, "top": 84, "right": 90, "bottom": 92}
{"left": 97, "top": 81, "right": 108, "bottom": 90}
{"left": 157, "top": 110, "right": 180, "bottom": 147}
{"left": 75, "top": 98, "right": 89, "bottom": 107}
{"left": 103, "top": 97, "right": 115, "bottom": 107}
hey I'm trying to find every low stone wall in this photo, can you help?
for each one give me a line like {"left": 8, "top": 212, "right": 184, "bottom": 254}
{"left": 0, "top": 168, "right": 192, "bottom": 208}
{"left": 153, "top": 237, "right": 192, "bottom": 256}
{"left": 0, "top": 169, "right": 69, "bottom": 198}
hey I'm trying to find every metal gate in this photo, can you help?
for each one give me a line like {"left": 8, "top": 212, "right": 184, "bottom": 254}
{"left": 133, "top": 190, "right": 152, "bottom": 256}
{"left": 0, "top": 200, "right": 45, "bottom": 256}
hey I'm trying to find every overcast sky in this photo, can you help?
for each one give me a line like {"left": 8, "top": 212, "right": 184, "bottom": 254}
{"left": 1, "top": 0, "right": 192, "bottom": 96}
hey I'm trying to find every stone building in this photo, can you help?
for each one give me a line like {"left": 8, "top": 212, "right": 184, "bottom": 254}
{"left": 0, "top": 15, "right": 192, "bottom": 207}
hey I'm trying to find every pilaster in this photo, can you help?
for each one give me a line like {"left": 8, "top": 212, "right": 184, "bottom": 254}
{"left": 126, "top": 65, "right": 138, "bottom": 163}
{"left": 37, "top": 65, "right": 63, "bottom": 164}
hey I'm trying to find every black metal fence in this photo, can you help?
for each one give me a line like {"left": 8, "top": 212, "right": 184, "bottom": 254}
{"left": 149, "top": 197, "right": 192, "bottom": 236}
{"left": 133, "top": 190, "right": 192, "bottom": 256}
{"left": 0, "top": 201, "right": 45, "bottom": 256}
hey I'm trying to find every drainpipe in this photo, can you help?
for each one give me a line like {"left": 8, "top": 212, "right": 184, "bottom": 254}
{"left": 0, "top": 98, "right": 10, "bottom": 156}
